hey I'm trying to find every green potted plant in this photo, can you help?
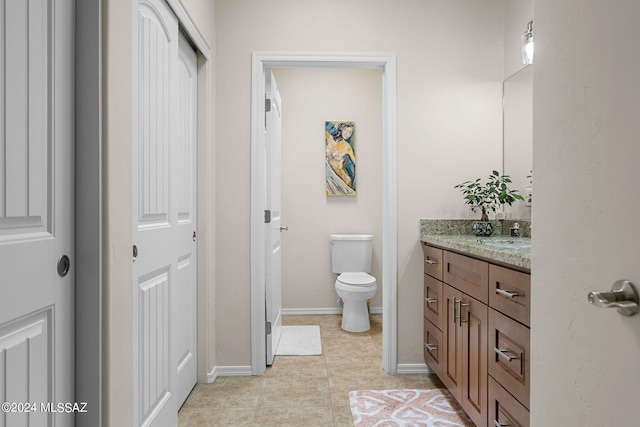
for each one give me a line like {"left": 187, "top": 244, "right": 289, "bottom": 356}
{"left": 454, "top": 170, "right": 524, "bottom": 236}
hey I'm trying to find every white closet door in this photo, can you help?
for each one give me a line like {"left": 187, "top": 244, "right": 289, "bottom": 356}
{"left": 135, "top": 0, "right": 177, "bottom": 425}
{"left": 0, "top": 0, "right": 75, "bottom": 426}
{"left": 135, "top": 0, "right": 197, "bottom": 425}
{"left": 172, "top": 32, "right": 197, "bottom": 409}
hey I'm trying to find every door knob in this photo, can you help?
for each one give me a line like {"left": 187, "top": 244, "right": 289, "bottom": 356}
{"left": 588, "top": 280, "right": 639, "bottom": 316}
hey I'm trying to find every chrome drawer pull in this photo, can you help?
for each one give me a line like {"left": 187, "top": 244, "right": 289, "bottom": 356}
{"left": 425, "top": 297, "right": 437, "bottom": 304}
{"left": 424, "top": 343, "right": 437, "bottom": 352}
{"left": 496, "top": 288, "right": 520, "bottom": 298}
{"left": 457, "top": 299, "right": 469, "bottom": 327}
{"left": 494, "top": 347, "right": 520, "bottom": 362}
{"left": 494, "top": 421, "right": 509, "bottom": 427}
{"left": 425, "top": 259, "right": 439, "bottom": 265}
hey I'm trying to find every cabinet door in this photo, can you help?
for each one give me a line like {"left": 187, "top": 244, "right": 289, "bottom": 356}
{"left": 461, "top": 294, "right": 488, "bottom": 427}
{"left": 424, "top": 318, "right": 443, "bottom": 378}
{"left": 424, "top": 275, "right": 443, "bottom": 330}
{"left": 441, "top": 284, "right": 463, "bottom": 401}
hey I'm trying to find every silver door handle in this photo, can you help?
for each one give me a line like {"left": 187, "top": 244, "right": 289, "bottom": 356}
{"left": 280, "top": 226, "right": 289, "bottom": 231}
{"left": 588, "top": 280, "right": 639, "bottom": 316}
{"left": 457, "top": 299, "right": 469, "bottom": 327}
{"left": 424, "top": 343, "right": 437, "bottom": 352}
{"left": 425, "top": 259, "right": 439, "bottom": 265}
{"left": 425, "top": 297, "right": 437, "bottom": 304}
{"left": 494, "top": 421, "right": 509, "bottom": 427}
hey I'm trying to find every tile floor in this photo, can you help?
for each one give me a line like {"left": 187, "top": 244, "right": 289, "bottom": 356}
{"left": 178, "top": 314, "right": 444, "bottom": 426}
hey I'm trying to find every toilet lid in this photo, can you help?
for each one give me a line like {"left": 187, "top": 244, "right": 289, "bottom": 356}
{"left": 337, "top": 272, "right": 376, "bottom": 286}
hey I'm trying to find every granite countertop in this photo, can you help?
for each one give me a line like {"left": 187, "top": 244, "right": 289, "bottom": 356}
{"left": 419, "top": 220, "right": 531, "bottom": 271}
{"left": 420, "top": 234, "right": 531, "bottom": 271}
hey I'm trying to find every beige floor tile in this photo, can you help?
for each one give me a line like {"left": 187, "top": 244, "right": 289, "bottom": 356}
{"left": 264, "top": 355, "right": 327, "bottom": 378}
{"left": 179, "top": 314, "right": 446, "bottom": 426}
{"left": 259, "top": 377, "right": 331, "bottom": 407}
{"left": 178, "top": 407, "right": 254, "bottom": 426}
{"left": 331, "top": 405, "right": 355, "bottom": 427}
{"left": 329, "top": 374, "right": 398, "bottom": 406}
{"left": 181, "top": 378, "right": 263, "bottom": 408}
{"left": 393, "top": 373, "right": 445, "bottom": 390}
{"left": 254, "top": 406, "right": 334, "bottom": 427}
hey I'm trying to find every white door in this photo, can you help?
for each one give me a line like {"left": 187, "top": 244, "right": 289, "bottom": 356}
{"left": 0, "top": 0, "right": 75, "bottom": 426}
{"left": 532, "top": 1, "right": 640, "bottom": 425}
{"left": 265, "top": 71, "right": 284, "bottom": 365}
{"left": 135, "top": 0, "right": 197, "bottom": 425}
{"left": 172, "top": 32, "right": 198, "bottom": 408}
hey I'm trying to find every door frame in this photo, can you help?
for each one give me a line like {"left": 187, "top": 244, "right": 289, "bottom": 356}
{"left": 250, "top": 52, "right": 398, "bottom": 375}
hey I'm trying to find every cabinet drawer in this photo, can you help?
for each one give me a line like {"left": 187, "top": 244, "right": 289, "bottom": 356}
{"left": 488, "top": 309, "right": 530, "bottom": 409}
{"left": 423, "top": 244, "right": 443, "bottom": 280}
{"left": 488, "top": 377, "right": 530, "bottom": 427}
{"left": 443, "top": 250, "right": 489, "bottom": 304}
{"left": 423, "top": 318, "right": 443, "bottom": 378}
{"left": 424, "top": 275, "right": 443, "bottom": 330}
{"left": 489, "top": 265, "right": 531, "bottom": 327}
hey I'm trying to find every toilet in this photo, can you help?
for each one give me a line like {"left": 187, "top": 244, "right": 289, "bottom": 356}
{"left": 329, "top": 234, "right": 377, "bottom": 332}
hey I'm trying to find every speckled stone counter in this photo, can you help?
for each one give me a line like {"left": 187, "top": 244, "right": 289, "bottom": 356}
{"left": 420, "top": 220, "right": 531, "bottom": 271}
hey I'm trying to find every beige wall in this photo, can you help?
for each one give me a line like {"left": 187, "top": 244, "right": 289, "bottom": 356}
{"left": 102, "top": 0, "right": 216, "bottom": 424}
{"left": 274, "top": 68, "right": 383, "bottom": 311}
{"left": 215, "top": 0, "right": 505, "bottom": 367}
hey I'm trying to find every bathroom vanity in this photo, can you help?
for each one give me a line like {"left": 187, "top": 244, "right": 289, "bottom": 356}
{"left": 420, "top": 221, "right": 531, "bottom": 427}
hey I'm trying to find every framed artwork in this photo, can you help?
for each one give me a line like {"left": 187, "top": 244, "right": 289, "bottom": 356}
{"left": 325, "top": 121, "right": 356, "bottom": 196}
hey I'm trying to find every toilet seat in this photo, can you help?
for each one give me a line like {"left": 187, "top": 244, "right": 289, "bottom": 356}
{"left": 337, "top": 272, "right": 376, "bottom": 287}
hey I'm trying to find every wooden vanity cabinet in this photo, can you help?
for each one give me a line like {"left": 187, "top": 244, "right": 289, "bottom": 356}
{"left": 423, "top": 242, "right": 530, "bottom": 427}
{"left": 441, "top": 282, "right": 488, "bottom": 427}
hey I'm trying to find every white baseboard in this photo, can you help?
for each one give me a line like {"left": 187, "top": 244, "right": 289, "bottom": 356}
{"left": 396, "top": 363, "right": 433, "bottom": 375}
{"left": 282, "top": 307, "right": 383, "bottom": 315}
{"left": 207, "top": 365, "right": 252, "bottom": 383}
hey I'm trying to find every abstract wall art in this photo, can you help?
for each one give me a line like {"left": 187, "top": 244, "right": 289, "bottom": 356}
{"left": 325, "top": 121, "right": 356, "bottom": 196}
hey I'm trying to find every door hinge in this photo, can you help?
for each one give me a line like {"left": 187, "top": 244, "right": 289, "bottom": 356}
{"left": 265, "top": 210, "right": 271, "bottom": 223}
{"left": 265, "top": 97, "right": 272, "bottom": 112}
{"left": 266, "top": 321, "right": 272, "bottom": 335}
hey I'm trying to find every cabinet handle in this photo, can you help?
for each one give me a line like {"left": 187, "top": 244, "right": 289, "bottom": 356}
{"left": 425, "top": 297, "right": 437, "bottom": 304}
{"left": 494, "top": 421, "right": 509, "bottom": 427}
{"left": 424, "top": 343, "right": 437, "bottom": 352}
{"left": 457, "top": 299, "right": 469, "bottom": 327}
{"left": 425, "top": 259, "right": 439, "bottom": 265}
{"left": 494, "top": 347, "right": 520, "bottom": 362}
{"left": 452, "top": 297, "right": 458, "bottom": 323}
{"left": 496, "top": 288, "right": 521, "bottom": 298}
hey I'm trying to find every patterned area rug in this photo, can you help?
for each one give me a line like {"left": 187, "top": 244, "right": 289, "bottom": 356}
{"left": 349, "top": 388, "right": 475, "bottom": 426}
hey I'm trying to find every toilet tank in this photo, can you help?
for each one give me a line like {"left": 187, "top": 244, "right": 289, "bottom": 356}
{"left": 329, "top": 234, "right": 373, "bottom": 273}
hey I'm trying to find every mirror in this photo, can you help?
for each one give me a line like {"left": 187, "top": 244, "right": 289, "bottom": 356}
{"left": 503, "top": 65, "right": 533, "bottom": 220}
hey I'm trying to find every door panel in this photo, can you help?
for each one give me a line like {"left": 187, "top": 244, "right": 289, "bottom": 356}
{"left": 0, "top": 0, "right": 74, "bottom": 426}
{"left": 265, "top": 71, "right": 283, "bottom": 365}
{"left": 172, "top": 32, "right": 197, "bottom": 408}
{"left": 136, "top": 1, "right": 197, "bottom": 424}
{"left": 136, "top": 0, "right": 185, "bottom": 425}
{"left": 441, "top": 284, "right": 462, "bottom": 400}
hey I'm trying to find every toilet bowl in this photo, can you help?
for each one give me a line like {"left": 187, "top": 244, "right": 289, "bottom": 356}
{"left": 335, "top": 272, "right": 377, "bottom": 332}
{"left": 329, "top": 234, "right": 377, "bottom": 332}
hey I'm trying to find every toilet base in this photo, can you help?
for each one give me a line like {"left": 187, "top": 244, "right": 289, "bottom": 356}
{"left": 341, "top": 299, "right": 371, "bottom": 333}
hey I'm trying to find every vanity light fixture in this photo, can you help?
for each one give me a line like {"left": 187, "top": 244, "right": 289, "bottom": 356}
{"left": 522, "top": 19, "right": 534, "bottom": 64}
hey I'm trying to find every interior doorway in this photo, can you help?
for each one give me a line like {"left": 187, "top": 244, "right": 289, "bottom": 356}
{"left": 250, "top": 52, "right": 398, "bottom": 376}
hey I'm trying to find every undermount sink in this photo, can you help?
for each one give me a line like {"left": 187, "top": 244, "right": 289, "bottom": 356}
{"left": 478, "top": 240, "right": 531, "bottom": 249}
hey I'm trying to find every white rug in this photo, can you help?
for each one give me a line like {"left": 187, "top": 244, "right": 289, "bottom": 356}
{"left": 349, "top": 389, "right": 475, "bottom": 427}
{"left": 275, "top": 325, "right": 322, "bottom": 356}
